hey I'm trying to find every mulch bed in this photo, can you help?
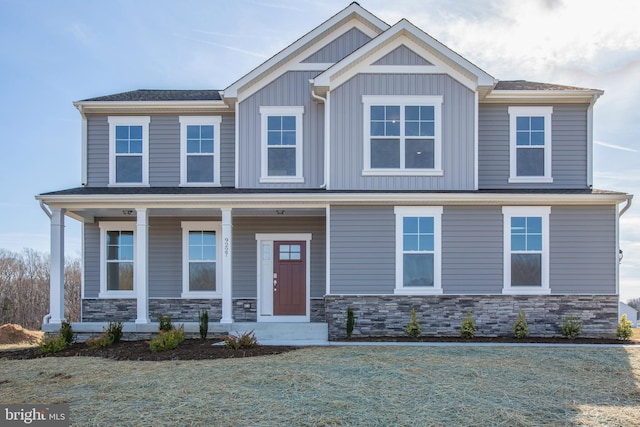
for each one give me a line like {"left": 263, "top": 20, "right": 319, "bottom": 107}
{"left": 0, "top": 339, "right": 298, "bottom": 361}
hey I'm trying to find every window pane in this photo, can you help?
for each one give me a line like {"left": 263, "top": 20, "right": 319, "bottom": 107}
{"left": 530, "top": 131, "right": 544, "bottom": 146}
{"left": 115, "top": 126, "right": 129, "bottom": 139}
{"left": 267, "top": 116, "right": 281, "bottom": 131}
{"left": 371, "top": 139, "right": 400, "bottom": 168}
{"left": 371, "top": 122, "right": 385, "bottom": 136}
{"left": 527, "top": 217, "right": 542, "bottom": 233}
{"left": 405, "top": 139, "right": 434, "bottom": 169}
{"left": 421, "top": 106, "right": 434, "bottom": 120}
{"left": 527, "top": 235, "right": 542, "bottom": 251}
{"left": 202, "top": 231, "right": 216, "bottom": 246}
{"left": 129, "top": 126, "right": 142, "bottom": 139}
{"left": 116, "top": 139, "right": 129, "bottom": 153}
{"left": 419, "top": 234, "right": 434, "bottom": 251}
{"left": 187, "top": 139, "right": 200, "bottom": 153}
{"left": 187, "top": 155, "right": 214, "bottom": 183}
{"left": 511, "top": 217, "right": 526, "bottom": 231}
{"left": 403, "top": 217, "right": 418, "bottom": 233}
{"left": 282, "top": 116, "right": 296, "bottom": 130}
{"left": 189, "top": 262, "right": 216, "bottom": 291}
{"left": 119, "top": 244, "right": 133, "bottom": 261}
{"left": 371, "top": 106, "right": 385, "bottom": 121}
{"left": 129, "top": 139, "right": 142, "bottom": 154}
{"left": 268, "top": 147, "right": 296, "bottom": 176}
{"left": 403, "top": 253, "right": 434, "bottom": 287}
{"left": 107, "top": 262, "right": 133, "bottom": 291}
{"left": 187, "top": 125, "right": 200, "bottom": 139}
{"left": 406, "top": 106, "right": 419, "bottom": 120}
{"left": 530, "top": 116, "right": 544, "bottom": 130}
{"left": 516, "top": 131, "right": 530, "bottom": 146}
{"left": 267, "top": 130, "right": 282, "bottom": 145}
{"left": 200, "top": 125, "right": 213, "bottom": 138}
{"left": 403, "top": 234, "right": 418, "bottom": 251}
{"left": 516, "top": 116, "right": 530, "bottom": 131}
{"left": 517, "top": 148, "right": 544, "bottom": 176}
{"left": 405, "top": 122, "right": 419, "bottom": 136}
{"left": 511, "top": 234, "right": 526, "bottom": 251}
{"left": 189, "top": 244, "right": 202, "bottom": 261}
{"left": 281, "top": 130, "right": 296, "bottom": 145}
{"left": 189, "top": 232, "right": 203, "bottom": 246}
{"left": 386, "top": 120, "right": 400, "bottom": 136}
{"left": 115, "top": 156, "right": 142, "bottom": 183}
{"left": 419, "top": 217, "right": 434, "bottom": 233}
{"left": 420, "top": 122, "right": 435, "bottom": 136}
{"left": 386, "top": 106, "right": 400, "bottom": 122}
{"left": 200, "top": 139, "right": 214, "bottom": 153}
{"left": 511, "top": 253, "right": 541, "bottom": 286}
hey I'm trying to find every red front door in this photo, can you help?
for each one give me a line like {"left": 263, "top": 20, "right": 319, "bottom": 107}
{"left": 273, "top": 241, "right": 306, "bottom": 315}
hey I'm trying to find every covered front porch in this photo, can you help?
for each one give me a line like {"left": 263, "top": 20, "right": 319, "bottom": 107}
{"left": 37, "top": 189, "right": 329, "bottom": 342}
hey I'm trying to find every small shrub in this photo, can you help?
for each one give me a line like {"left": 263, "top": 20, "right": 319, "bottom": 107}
{"left": 158, "top": 314, "right": 173, "bottom": 332}
{"left": 224, "top": 330, "right": 259, "bottom": 349}
{"left": 405, "top": 308, "right": 422, "bottom": 338}
{"left": 560, "top": 316, "right": 583, "bottom": 340}
{"left": 199, "top": 310, "right": 209, "bottom": 340}
{"left": 59, "top": 321, "right": 75, "bottom": 345}
{"left": 460, "top": 311, "right": 477, "bottom": 339}
{"left": 39, "top": 334, "right": 67, "bottom": 355}
{"left": 616, "top": 314, "right": 633, "bottom": 340}
{"left": 513, "top": 310, "right": 530, "bottom": 339}
{"left": 86, "top": 333, "right": 113, "bottom": 349}
{"left": 106, "top": 321, "right": 123, "bottom": 344}
{"left": 149, "top": 325, "right": 185, "bottom": 352}
{"left": 346, "top": 307, "right": 355, "bottom": 339}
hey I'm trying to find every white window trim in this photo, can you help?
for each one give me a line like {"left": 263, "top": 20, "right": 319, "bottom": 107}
{"left": 259, "top": 106, "right": 304, "bottom": 183}
{"left": 363, "top": 96, "right": 443, "bottom": 176}
{"left": 394, "top": 206, "right": 443, "bottom": 295}
{"left": 502, "top": 206, "right": 551, "bottom": 295}
{"left": 508, "top": 106, "right": 553, "bottom": 183}
{"left": 108, "top": 116, "right": 150, "bottom": 186}
{"left": 181, "top": 221, "right": 222, "bottom": 298}
{"left": 179, "top": 116, "right": 222, "bottom": 187}
{"left": 99, "top": 221, "right": 136, "bottom": 298}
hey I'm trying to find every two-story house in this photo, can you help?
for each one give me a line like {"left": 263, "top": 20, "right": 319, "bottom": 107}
{"left": 37, "top": 3, "right": 632, "bottom": 341}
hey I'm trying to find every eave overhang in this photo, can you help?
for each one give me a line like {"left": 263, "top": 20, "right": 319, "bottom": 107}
{"left": 482, "top": 89, "right": 604, "bottom": 104}
{"left": 73, "top": 100, "right": 231, "bottom": 115}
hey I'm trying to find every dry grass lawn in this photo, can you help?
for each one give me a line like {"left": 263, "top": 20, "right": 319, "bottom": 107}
{"left": 1, "top": 345, "right": 639, "bottom": 426}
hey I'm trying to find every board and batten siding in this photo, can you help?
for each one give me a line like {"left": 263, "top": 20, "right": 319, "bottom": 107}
{"left": 329, "top": 73, "right": 475, "bottom": 190}
{"left": 373, "top": 45, "right": 432, "bottom": 65}
{"left": 232, "top": 216, "right": 326, "bottom": 299}
{"left": 237, "top": 71, "right": 324, "bottom": 188}
{"left": 550, "top": 206, "right": 616, "bottom": 294}
{"left": 478, "top": 104, "right": 588, "bottom": 189}
{"left": 302, "top": 27, "right": 372, "bottom": 63}
{"left": 85, "top": 114, "right": 235, "bottom": 187}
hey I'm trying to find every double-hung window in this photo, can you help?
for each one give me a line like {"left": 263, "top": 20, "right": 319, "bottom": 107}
{"left": 180, "top": 116, "right": 221, "bottom": 186}
{"left": 502, "top": 207, "right": 550, "bottom": 294}
{"left": 508, "top": 107, "right": 553, "bottom": 183}
{"left": 181, "top": 222, "right": 222, "bottom": 298}
{"left": 394, "top": 206, "right": 443, "bottom": 295}
{"left": 108, "top": 116, "right": 150, "bottom": 186}
{"left": 259, "top": 106, "right": 304, "bottom": 183}
{"left": 363, "top": 96, "right": 442, "bottom": 176}
{"left": 99, "top": 222, "right": 136, "bottom": 297}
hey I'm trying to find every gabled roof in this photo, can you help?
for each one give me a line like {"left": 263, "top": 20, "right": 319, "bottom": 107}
{"left": 223, "top": 2, "right": 389, "bottom": 102}
{"left": 311, "top": 18, "right": 496, "bottom": 96}
{"left": 80, "top": 89, "right": 222, "bottom": 102}
{"left": 485, "top": 80, "right": 603, "bottom": 103}
{"left": 494, "top": 80, "right": 596, "bottom": 92}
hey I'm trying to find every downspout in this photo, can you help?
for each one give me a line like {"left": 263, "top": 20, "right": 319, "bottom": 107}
{"left": 39, "top": 200, "right": 52, "bottom": 324}
{"left": 616, "top": 194, "right": 633, "bottom": 297}
{"left": 309, "top": 80, "right": 328, "bottom": 189}
{"left": 619, "top": 195, "right": 633, "bottom": 218}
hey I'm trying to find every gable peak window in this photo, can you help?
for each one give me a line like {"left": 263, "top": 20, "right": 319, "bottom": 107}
{"left": 180, "top": 116, "right": 222, "bottom": 186}
{"left": 363, "top": 96, "right": 442, "bottom": 176}
{"left": 508, "top": 106, "right": 553, "bottom": 183}
{"left": 259, "top": 106, "right": 304, "bottom": 183}
{"left": 108, "top": 116, "right": 150, "bottom": 186}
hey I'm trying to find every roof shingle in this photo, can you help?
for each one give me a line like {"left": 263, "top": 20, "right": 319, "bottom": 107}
{"left": 80, "top": 89, "right": 222, "bottom": 102}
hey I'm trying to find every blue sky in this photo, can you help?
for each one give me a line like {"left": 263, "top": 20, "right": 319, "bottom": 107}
{"left": 1, "top": 0, "right": 639, "bottom": 300}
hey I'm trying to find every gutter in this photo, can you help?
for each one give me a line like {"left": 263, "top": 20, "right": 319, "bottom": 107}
{"left": 619, "top": 195, "right": 633, "bottom": 218}
{"left": 39, "top": 200, "right": 52, "bottom": 219}
{"left": 310, "top": 80, "right": 328, "bottom": 189}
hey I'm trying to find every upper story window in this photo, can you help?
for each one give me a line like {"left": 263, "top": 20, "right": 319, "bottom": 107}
{"left": 259, "top": 106, "right": 304, "bottom": 183}
{"left": 394, "top": 206, "right": 443, "bottom": 295}
{"left": 502, "top": 206, "right": 551, "bottom": 295}
{"left": 508, "top": 106, "right": 553, "bottom": 183}
{"left": 181, "top": 221, "right": 222, "bottom": 298}
{"left": 180, "top": 116, "right": 222, "bottom": 186}
{"left": 108, "top": 116, "right": 150, "bottom": 186}
{"left": 99, "top": 222, "right": 136, "bottom": 298}
{"left": 363, "top": 96, "right": 443, "bottom": 176}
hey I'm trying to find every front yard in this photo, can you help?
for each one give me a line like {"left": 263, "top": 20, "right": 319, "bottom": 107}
{"left": 1, "top": 345, "right": 639, "bottom": 426}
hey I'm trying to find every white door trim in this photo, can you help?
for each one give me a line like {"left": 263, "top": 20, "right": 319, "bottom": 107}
{"left": 255, "top": 233, "right": 312, "bottom": 322}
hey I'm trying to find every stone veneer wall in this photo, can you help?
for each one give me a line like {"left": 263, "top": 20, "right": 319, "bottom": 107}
{"left": 232, "top": 298, "right": 326, "bottom": 322}
{"left": 325, "top": 295, "right": 618, "bottom": 340}
{"left": 82, "top": 299, "right": 222, "bottom": 322}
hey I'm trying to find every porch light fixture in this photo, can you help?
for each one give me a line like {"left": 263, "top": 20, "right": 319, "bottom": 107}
{"left": 619, "top": 249, "right": 624, "bottom": 264}
{"left": 276, "top": 210, "right": 285, "bottom": 215}
{"left": 122, "top": 209, "right": 134, "bottom": 216}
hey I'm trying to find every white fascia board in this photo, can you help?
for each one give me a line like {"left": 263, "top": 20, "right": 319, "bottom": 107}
{"left": 224, "top": 3, "right": 389, "bottom": 99}
{"left": 483, "top": 90, "right": 604, "bottom": 104}
{"left": 313, "top": 19, "right": 495, "bottom": 90}
{"left": 72, "top": 100, "right": 230, "bottom": 114}
{"left": 36, "top": 192, "right": 631, "bottom": 210}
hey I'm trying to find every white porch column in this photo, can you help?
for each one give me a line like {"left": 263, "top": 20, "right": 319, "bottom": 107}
{"left": 48, "top": 208, "right": 66, "bottom": 324}
{"left": 135, "top": 208, "right": 149, "bottom": 324}
{"left": 220, "top": 208, "right": 233, "bottom": 324}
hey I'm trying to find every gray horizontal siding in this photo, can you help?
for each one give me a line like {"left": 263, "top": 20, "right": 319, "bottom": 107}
{"left": 302, "top": 27, "right": 371, "bottom": 63}
{"left": 330, "top": 206, "right": 396, "bottom": 294}
{"left": 550, "top": 206, "right": 616, "bottom": 294}
{"left": 373, "top": 45, "right": 432, "bottom": 65}
{"left": 238, "top": 71, "right": 324, "bottom": 188}
{"left": 149, "top": 116, "right": 180, "bottom": 186}
{"left": 148, "top": 218, "right": 182, "bottom": 298}
{"left": 442, "top": 206, "right": 503, "bottom": 294}
{"left": 233, "top": 216, "right": 326, "bottom": 298}
{"left": 330, "top": 74, "right": 475, "bottom": 190}
{"left": 86, "top": 116, "right": 109, "bottom": 186}
{"left": 83, "top": 223, "right": 100, "bottom": 298}
{"left": 478, "top": 104, "right": 588, "bottom": 189}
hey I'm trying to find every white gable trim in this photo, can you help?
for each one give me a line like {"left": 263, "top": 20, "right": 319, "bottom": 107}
{"left": 313, "top": 19, "right": 495, "bottom": 92}
{"left": 225, "top": 4, "right": 388, "bottom": 102}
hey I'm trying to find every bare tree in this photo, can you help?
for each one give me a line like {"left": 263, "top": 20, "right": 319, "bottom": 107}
{"left": 0, "top": 249, "right": 81, "bottom": 329}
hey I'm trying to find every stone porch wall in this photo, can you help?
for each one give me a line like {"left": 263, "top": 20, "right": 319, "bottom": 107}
{"left": 232, "top": 298, "right": 326, "bottom": 322}
{"left": 325, "top": 295, "right": 619, "bottom": 340}
{"left": 82, "top": 299, "right": 222, "bottom": 322}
